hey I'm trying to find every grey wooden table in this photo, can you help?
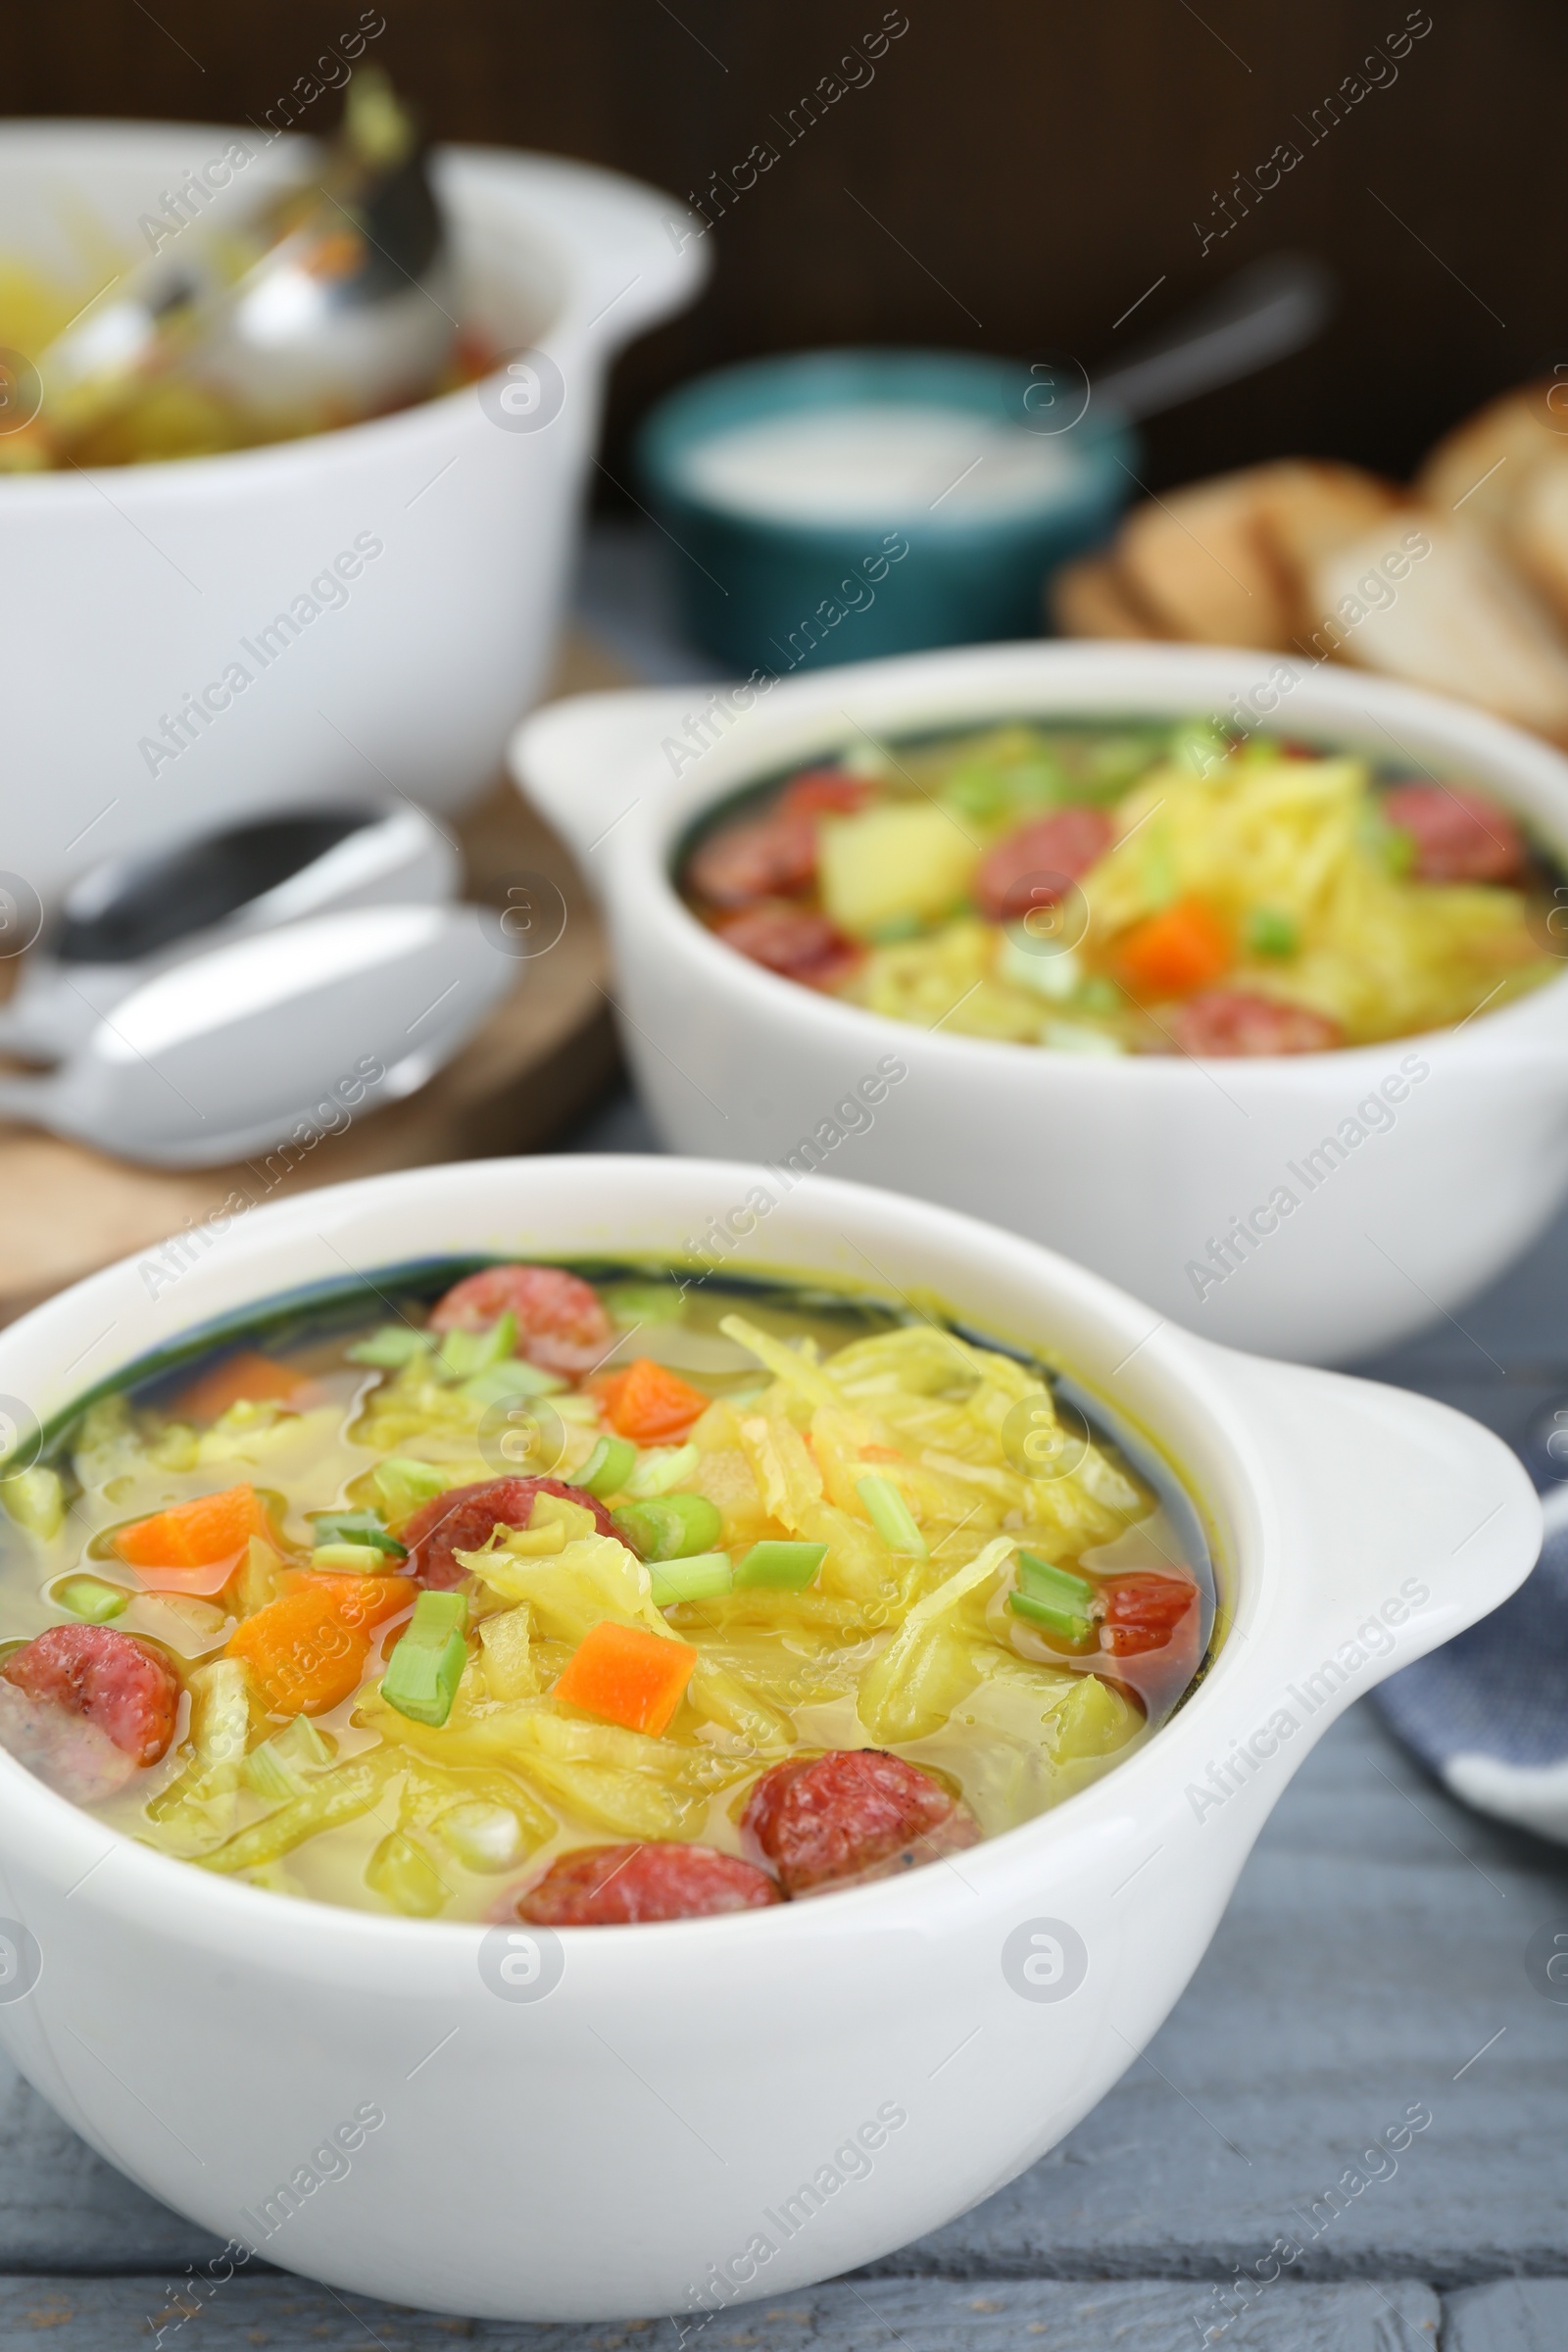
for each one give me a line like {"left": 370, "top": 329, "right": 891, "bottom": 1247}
{"left": 9, "top": 1086, "right": 1564, "bottom": 2352}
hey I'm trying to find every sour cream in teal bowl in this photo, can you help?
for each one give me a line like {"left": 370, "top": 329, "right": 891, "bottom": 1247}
{"left": 636, "top": 349, "right": 1136, "bottom": 672}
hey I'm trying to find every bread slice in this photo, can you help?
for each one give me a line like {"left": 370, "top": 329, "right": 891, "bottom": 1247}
{"left": 1504, "top": 457, "right": 1568, "bottom": 630}
{"left": 1415, "top": 382, "right": 1563, "bottom": 534}
{"left": 1114, "top": 466, "right": 1297, "bottom": 648}
{"left": 1113, "top": 461, "right": 1400, "bottom": 651}
{"left": 1250, "top": 462, "right": 1403, "bottom": 634}
{"left": 1049, "top": 553, "right": 1160, "bottom": 639}
{"left": 1306, "top": 514, "right": 1568, "bottom": 741}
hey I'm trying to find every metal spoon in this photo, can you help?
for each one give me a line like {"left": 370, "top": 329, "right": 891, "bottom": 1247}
{"left": 0, "top": 802, "right": 459, "bottom": 1060}
{"left": 36, "top": 72, "right": 455, "bottom": 455}
{"left": 1092, "top": 252, "right": 1336, "bottom": 423}
{"left": 0, "top": 904, "right": 514, "bottom": 1167}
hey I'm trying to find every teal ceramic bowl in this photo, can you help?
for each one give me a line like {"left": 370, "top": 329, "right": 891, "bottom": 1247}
{"left": 635, "top": 348, "right": 1139, "bottom": 673}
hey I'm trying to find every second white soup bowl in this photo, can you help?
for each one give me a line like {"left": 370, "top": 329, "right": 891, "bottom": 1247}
{"left": 514, "top": 644, "right": 1568, "bottom": 1364}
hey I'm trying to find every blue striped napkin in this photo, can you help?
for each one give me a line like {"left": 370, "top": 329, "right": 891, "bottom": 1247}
{"left": 1375, "top": 1468, "right": 1568, "bottom": 1846}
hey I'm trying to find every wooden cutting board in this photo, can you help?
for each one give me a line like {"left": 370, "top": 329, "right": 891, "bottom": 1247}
{"left": 0, "top": 627, "right": 633, "bottom": 1325}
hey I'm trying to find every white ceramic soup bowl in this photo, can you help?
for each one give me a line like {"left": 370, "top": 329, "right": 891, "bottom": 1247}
{"left": 0, "top": 1153, "right": 1538, "bottom": 2322}
{"left": 514, "top": 643, "right": 1568, "bottom": 1366}
{"left": 0, "top": 120, "right": 705, "bottom": 901}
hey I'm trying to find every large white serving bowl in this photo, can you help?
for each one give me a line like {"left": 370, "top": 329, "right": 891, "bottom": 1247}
{"left": 0, "top": 1153, "right": 1538, "bottom": 2321}
{"left": 0, "top": 120, "right": 704, "bottom": 901}
{"left": 514, "top": 644, "right": 1568, "bottom": 1364}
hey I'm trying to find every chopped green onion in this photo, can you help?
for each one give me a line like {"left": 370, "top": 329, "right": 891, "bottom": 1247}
{"left": 1139, "top": 832, "right": 1180, "bottom": 910}
{"left": 622, "top": 1441, "right": 700, "bottom": 1498}
{"left": 856, "top": 1474, "right": 926, "bottom": 1557}
{"left": 649, "top": 1553, "right": 735, "bottom": 1605}
{"left": 1009, "top": 1590, "right": 1096, "bottom": 1642}
{"left": 372, "top": 1457, "right": 452, "bottom": 1521}
{"left": 459, "top": 1358, "right": 565, "bottom": 1407}
{"left": 1079, "top": 976, "right": 1122, "bottom": 1016}
{"left": 1016, "top": 1551, "right": 1096, "bottom": 1607}
{"left": 1008, "top": 1551, "right": 1098, "bottom": 1643}
{"left": 1087, "top": 731, "right": 1166, "bottom": 796}
{"left": 601, "top": 1283, "right": 686, "bottom": 1327}
{"left": 733, "top": 1540, "right": 828, "bottom": 1591}
{"left": 345, "top": 1325, "right": 433, "bottom": 1368}
{"left": 1359, "top": 803, "right": 1417, "bottom": 876}
{"left": 310, "top": 1541, "right": 403, "bottom": 1572}
{"left": 578, "top": 1436, "right": 638, "bottom": 1497}
{"left": 55, "top": 1574, "right": 129, "bottom": 1623}
{"left": 1168, "top": 720, "right": 1232, "bottom": 776}
{"left": 436, "top": 1312, "right": 516, "bottom": 1382}
{"left": 382, "top": 1589, "right": 469, "bottom": 1727}
{"left": 1246, "top": 906, "right": 1299, "bottom": 958}
{"left": 866, "top": 911, "right": 927, "bottom": 945}
{"left": 612, "top": 1493, "right": 723, "bottom": 1562}
{"left": 942, "top": 762, "right": 1013, "bottom": 825}
{"left": 310, "top": 1511, "right": 407, "bottom": 1559}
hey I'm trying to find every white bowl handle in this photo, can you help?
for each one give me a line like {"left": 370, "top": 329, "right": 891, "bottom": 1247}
{"left": 1191, "top": 1347, "right": 1540, "bottom": 1679}
{"left": 509, "top": 687, "right": 705, "bottom": 876}
{"left": 435, "top": 149, "right": 710, "bottom": 356}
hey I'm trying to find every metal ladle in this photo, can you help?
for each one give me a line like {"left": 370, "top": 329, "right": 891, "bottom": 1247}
{"left": 34, "top": 72, "right": 455, "bottom": 456}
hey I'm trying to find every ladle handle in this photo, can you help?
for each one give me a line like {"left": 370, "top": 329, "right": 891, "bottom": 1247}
{"left": 1094, "top": 252, "right": 1335, "bottom": 423}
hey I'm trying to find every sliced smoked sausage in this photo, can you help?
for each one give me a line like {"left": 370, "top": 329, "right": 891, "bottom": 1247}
{"left": 1166, "top": 990, "right": 1343, "bottom": 1057}
{"left": 975, "top": 807, "right": 1114, "bottom": 925}
{"left": 743, "top": 1748, "right": 979, "bottom": 1896}
{"left": 1381, "top": 782, "right": 1524, "bottom": 884}
{"left": 511, "top": 1840, "right": 781, "bottom": 1924}
{"left": 2, "top": 1624, "right": 179, "bottom": 1768}
{"left": 401, "top": 1476, "right": 620, "bottom": 1591}
{"left": 428, "top": 1264, "right": 613, "bottom": 1377}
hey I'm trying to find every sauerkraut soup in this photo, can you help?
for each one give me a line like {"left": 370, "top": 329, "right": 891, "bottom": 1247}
{"left": 0, "top": 1261, "right": 1213, "bottom": 1925}
{"left": 677, "top": 718, "right": 1566, "bottom": 1055}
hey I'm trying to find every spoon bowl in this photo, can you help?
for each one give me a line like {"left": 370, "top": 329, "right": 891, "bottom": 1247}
{"left": 0, "top": 903, "right": 514, "bottom": 1167}
{"left": 0, "top": 804, "right": 460, "bottom": 1062}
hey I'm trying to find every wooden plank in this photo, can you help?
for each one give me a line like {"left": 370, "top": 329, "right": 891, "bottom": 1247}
{"left": 1444, "top": 2280, "right": 1568, "bottom": 2351}
{"left": 0, "top": 2272, "right": 1445, "bottom": 2349}
{"left": 0, "top": 627, "right": 633, "bottom": 1328}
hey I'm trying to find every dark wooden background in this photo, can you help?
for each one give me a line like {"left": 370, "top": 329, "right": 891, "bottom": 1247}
{"left": 8, "top": 2, "right": 1562, "bottom": 492}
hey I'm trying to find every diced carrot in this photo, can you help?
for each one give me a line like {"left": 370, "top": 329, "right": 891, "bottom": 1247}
{"left": 113, "top": 1484, "right": 271, "bottom": 1595}
{"left": 553, "top": 1619, "right": 696, "bottom": 1737}
{"left": 596, "top": 1358, "right": 711, "bottom": 1445}
{"left": 172, "top": 1350, "right": 320, "bottom": 1425}
{"left": 1117, "top": 897, "right": 1232, "bottom": 998}
{"left": 225, "top": 1575, "right": 412, "bottom": 1715}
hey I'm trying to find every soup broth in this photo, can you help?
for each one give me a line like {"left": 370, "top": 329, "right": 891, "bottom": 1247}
{"left": 677, "top": 718, "right": 1565, "bottom": 1055}
{"left": 0, "top": 1261, "right": 1214, "bottom": 1925}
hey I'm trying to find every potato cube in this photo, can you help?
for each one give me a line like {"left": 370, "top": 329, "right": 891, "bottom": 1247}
{"left": 818, "top": 804, "right": 978, "bottom": 937}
